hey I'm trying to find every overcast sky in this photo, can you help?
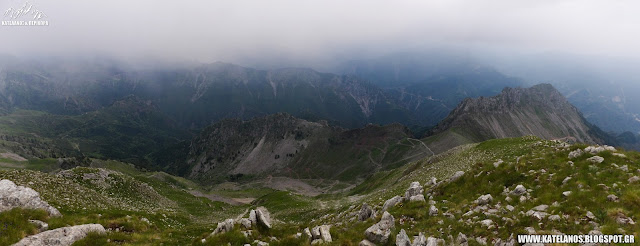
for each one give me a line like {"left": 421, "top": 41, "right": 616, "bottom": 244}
{"left": 2, "top": 0, "right": 639, "bottom": 65}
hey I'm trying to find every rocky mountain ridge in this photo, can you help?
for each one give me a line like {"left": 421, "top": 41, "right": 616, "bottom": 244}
{"left": 428, "top": 83, "right": 607, "bottom": 145}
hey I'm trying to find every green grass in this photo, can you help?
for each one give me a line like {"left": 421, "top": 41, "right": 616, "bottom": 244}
{"left": 0, "top": 208, "right": 49, "bottom": 245}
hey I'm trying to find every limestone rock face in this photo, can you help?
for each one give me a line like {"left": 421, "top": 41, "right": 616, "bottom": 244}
{"left": 255, "top": 206, "right": 272, "bottom": 229}
{"left": 364, "top": 211, "right": 395, "bottom": 244}
{"left": 12, "top": 224, "right": 105, "bottom": 246}
{"left": 0, "top": 179, "right": 61, "bottom": 217}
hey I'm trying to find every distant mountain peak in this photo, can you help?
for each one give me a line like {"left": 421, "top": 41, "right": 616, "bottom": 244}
{"left": 429, "top": 83, "right": 605, "bottom": 144}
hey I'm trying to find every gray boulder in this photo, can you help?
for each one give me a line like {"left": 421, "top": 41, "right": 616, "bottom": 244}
{"left": 255, "top": 206, "right": 272, "bottom": 229}
{"left": 28, "top": 220, "right": 48, "bottom": 232}
{"left": 319, "top": 225, "right": 332, "bottom": 242}
{"left": 428, "top": 205, "right": 438, "bottom": 216}
{"left": 249, "top": 209, "right": 257, "bottom": 226}
{"left": 568, "top": 149, "right": 583, "bottom": 159}
{"left": 426, "top": 237, "right": 438, "bottom": 246}
{"left": 365, "top": 211, "right": 395, "bottom": 244}
{"left": 12, "top": 224, "right": 105, "bottom": 246}
{"left": 237, "top": 218, "right": 252, "bottom": 229}
{"left": 0, "top": 179, "right": 61, "bottom": 217}
{"left": 404, "top": 182, "right": 424, "bottom": 201}
{"left": 211, "top": 218, "right": 235, "bottom": 235}
{"left": 358, "top": 203, "right": 375, "bottom": 221}
{"left": 510, "top": 185, "right": 527, "bottom": 196}
{"left": 396, "top": 229, "right": 411, "bottom": 246}
{"left": 587, "top": 156, "right": 604, "bottom": 164}
{"left": 450, "top": 171, "right": 465, "bottom": 182}
{"left": 311, "top": 226, "right": 321, "bottom": 239}
{"left": 476, "top": 194, "right": 493, "bottom": 205}
{"left": 359, "top": 239, "right": 376, "bottom": 246}
{"left": 382, "top": 195, "right": 402, "bottom": 211}
{"left": 412, "top": 232, "right": 427, "bottom": 246}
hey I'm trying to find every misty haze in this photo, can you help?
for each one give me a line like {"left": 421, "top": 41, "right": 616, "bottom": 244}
{"left": 0, "top": 1, "right": 638, "bottom": 245}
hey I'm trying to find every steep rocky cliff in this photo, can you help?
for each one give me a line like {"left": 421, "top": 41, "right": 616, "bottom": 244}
{"left": 428, "top": 84, "right": 606, "bottom": 144}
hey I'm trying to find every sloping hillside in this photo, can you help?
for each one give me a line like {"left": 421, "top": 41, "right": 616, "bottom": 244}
{"left": 424, "top": 84, "right": 608, "bottom": 153}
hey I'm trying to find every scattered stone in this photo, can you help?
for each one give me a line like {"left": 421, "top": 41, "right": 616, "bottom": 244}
{"left": 364, "top": 211, "right": 395, "bottom": 244}
{"left": 359, "top": 239, "right": 376, "bottom": 246}
{"left": 587, "top": 156, "right": 604, "bottom": 164}
{"left": 396, "top": 229, "right": 411, "bottom": 246}
{"left": 405, "top": 182, "right": 424, "bottom": 201}
{"left": 562, "top": 191, "right": 572, "bottom": 197}
{"left": 548, "top": 215, "right": 561, "bottom": 221}
{"left": 311, "top": 226, "right": 321, "bottom": 239}
{"left": 562, "top": 177, "right": 572, "bottom": 185}
{"left": 450, "top": 171, "right": 465, "bottom": 182}
{"left": 588, "top": 230, "right": 602, "bottom": 235}
{"left": 456, "top": 232, "right": 468, "bottom": 244}
{"left": 358, "top": 203, "right": 375, "bottom": 221}
{"left": 612, "top": 153, "right": 627, "bottom": 158}
{"left": 28, "top": 219, "right": 48, "bottom": 232}
{"left": 254, "top": 240, "right": 269, "bottom": 246}
{"left": 519, "top": 196, "right": 528, "bottom": 202}
{"left": 607, "top": 194, "right": 619, "bottom": 202}
{"left": 479, "top": 219, "right": 493, "bottom": 228}
{"left": 426, "top": 237, "right": 438, "bottom": 246}
{"left": 532, "top": 204, "right": 548, "bottom": 212}
{"left": 428, "top": 205, "right": 438, "bottom": 216}
{"left": 568, "top": 149, "right": 583, "bottom": 159}
{"left": 526, "top": 210, "right": 548, "bottom": 220}
{"left": 382, "top": 196, "right": 402, "bottom": 211}
{"left": 475, "top": 237, "right": 488, "bottom": 245}
{"left": 211, "top": 219, "right": 235, "bottom": 235}
{"left": 505, "top": 205, "right": 515, "bottom": 211}
{"left": 238, "top": 218, "right": 252, "bottom": 229}
{"left": 510, "top": 185, "right": 527, "bottom": 196}
{"left": 426, "top": 177, "right": 438, "bottom": 186}
{"left": 524, "top": 227, "right": 536, "bottom": 235}
{"left": 628, "top": 176, "right": 640, "bottom": 183}
{"left": 493, "top": 159, "right": 504, "bottom": 168}
{"left": 0, "top": 179, "right": 61, "bottom": 217}
{"left": 413, "top": 232, "right": 427, "bottom": 246}
{"left": 409, "top": 195, "right": 426, "bottom": 202}
{"left": 476, "top": 194, "right": 493, "bottom": 205}
{"left": 303, "top": 227, "right": 312, "bottom": 239}
{"left": 12, "top": 224, "right": 105, "bottom": 246}
{"left": 586, "top": 211, "right": 596, "bottom": 220}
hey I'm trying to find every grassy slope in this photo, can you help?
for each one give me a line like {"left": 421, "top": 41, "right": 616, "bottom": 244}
{"left": 2, "top": 136, "right": 639, "bottom": 245}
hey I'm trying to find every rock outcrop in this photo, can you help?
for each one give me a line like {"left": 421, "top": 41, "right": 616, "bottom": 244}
{"left": 12, "top": 224, "right": 105, "bottom": 246}
{"left": 364, "top": 211, "right": 395, "bottom": 244}
{"left": 358, "top": 203, "right": 375, "bottom": 221}
{"left": 0, "top": 179, "right": 61, "bottom": 217}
